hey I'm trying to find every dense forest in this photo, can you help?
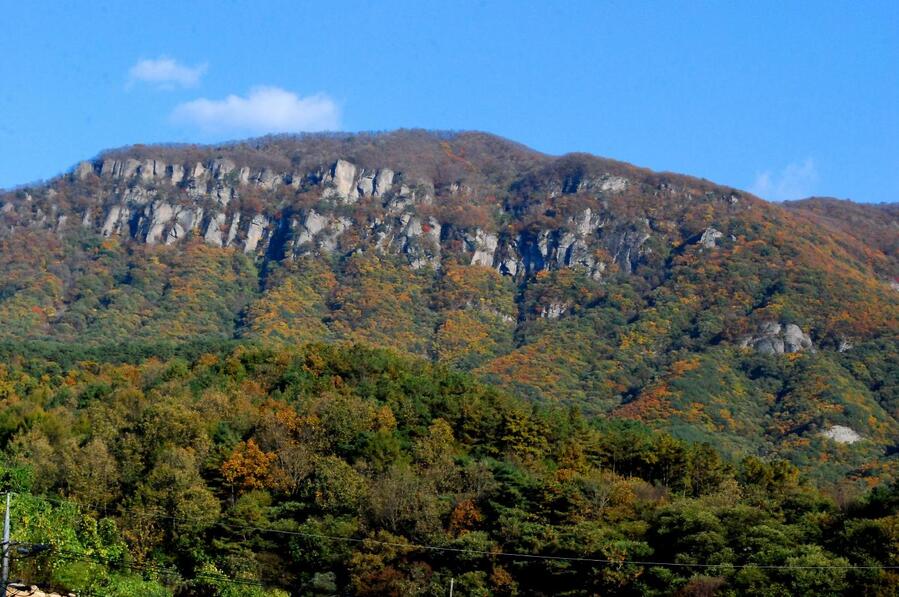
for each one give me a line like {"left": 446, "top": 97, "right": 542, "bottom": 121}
{"left": 2, "top": 342, "right": 899, "bottom": 596}
{"left": 0, "top": 131, "right": 896, "bottom": 594}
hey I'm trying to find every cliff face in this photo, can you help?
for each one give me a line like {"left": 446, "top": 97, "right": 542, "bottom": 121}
{"left": 81, "top": 156, "right": 403, "bottom": 255}
{"left": 4, "top": 134, "right": 751, "bottom": 284}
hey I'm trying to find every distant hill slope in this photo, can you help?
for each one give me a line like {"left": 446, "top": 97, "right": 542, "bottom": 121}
{"left": 784, "top": 197, "right": 899, "bottom": 280}
{"left": 0, "top": 130, "right": 897, "bottom": 482}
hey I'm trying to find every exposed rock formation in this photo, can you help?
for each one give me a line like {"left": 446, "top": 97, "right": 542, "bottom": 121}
{"left": 20, "top": 154, "right": 645, "bottom": 277}
{"left": 558, "top": 172, "right": 629, "bottom": 195}
{"left": 374, "top": 168, "right": 394, "bottom": 197}
{"left": 740, "top": 322, "right": 814, "bottom": 354}
{"left": 323, "top": 159, "right": 358, "bottom": 200}
{"left": 244, "top": 214, "right": 269, "bottom": 253}
{"left": 699, "top": 226, "right": 723, "bottom": 249}
{"left": 540, "top": 302, "right": 567, "bottom": 319}
{"left": 2, "top": 133, "right": 762, "bottom": 284}
{"left": 204, "top": 212, "right": 228, "bottom": 247}
{"left": 467, "top": 229, "right": 498, "bottom": 267}
{"left": 821, "top": 425, "right": 862, "bottom": 444}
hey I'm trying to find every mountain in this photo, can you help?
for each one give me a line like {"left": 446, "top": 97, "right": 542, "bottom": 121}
{"left": 784, "top": 197, "right": 899, "bottom": 280}
{"left": 1, "top": 130, "right": 897, "bottom": 483}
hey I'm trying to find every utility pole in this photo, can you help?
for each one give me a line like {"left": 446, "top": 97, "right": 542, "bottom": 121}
{"left": 1, "top": 492, "right": 10, "bottom": 595}
{"left": 449, "top": 576, "right": 454, "bottom": 597}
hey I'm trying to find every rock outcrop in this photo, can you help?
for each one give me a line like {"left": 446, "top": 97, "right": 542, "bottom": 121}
{"left": 0, "top": 153, "right": 662, "bottom": 278}
{"left": 821, "top": 425, "right": 862, "bottom": 444}
{"left": 540, "top": 302, "right": 568, "bottom": 319}
{"left": 699, "top": 226, "right": 723, "bottom": 249}
{"left": 467, "top": 229, "right": 498, "bottom": 268}
{"left": 0, "top": 133, "right": 758, "bottom": 285}
{"left": 739, "top": 322, "right": 815, "bottom": 354}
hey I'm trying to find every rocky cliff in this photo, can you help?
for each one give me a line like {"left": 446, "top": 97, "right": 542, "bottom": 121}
{"left": 3, "top": 133, "right": 754, "bottom": 285}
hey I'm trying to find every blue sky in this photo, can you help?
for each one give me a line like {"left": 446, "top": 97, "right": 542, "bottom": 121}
{"left": 1, "top": 1, "right": 896, "bottom": 203}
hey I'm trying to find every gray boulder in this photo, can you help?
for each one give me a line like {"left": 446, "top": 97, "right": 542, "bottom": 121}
{"left": 740, "top": 321, "right": 814, "bottom": 354}
{"left": 783, "top": 323, "right": 813, "bottom": 352}
{"left": 699, "top": 226, "right": 723, "bottom": 249}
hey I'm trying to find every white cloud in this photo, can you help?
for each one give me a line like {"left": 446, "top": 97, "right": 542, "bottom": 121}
{"left": 749, "top": 158, "right": 818, "bottom": 201}
{"left": 128, "top": 57, "right": 206, "bottom": 89}
{"left": 170, "top": 86, "right": 340, "bottom": 134}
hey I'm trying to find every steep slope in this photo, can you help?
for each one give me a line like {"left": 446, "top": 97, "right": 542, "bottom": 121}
{"left": 1, "top": 130, "right": 897, "bottom": 482}
{"left": 784, "top": 197, "right": 899, "bottom": 281}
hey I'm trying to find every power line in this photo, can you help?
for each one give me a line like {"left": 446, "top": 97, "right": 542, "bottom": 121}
{"left": 13, "top": 490, "right": 899, "bottom": 572}
{"left": 214, "top": 522, "right": 899, "bottom": 570}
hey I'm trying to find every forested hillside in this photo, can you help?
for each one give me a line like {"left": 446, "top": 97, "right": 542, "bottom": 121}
{"left": 0, "top": 130, "right": 897, "bottom": 594}
{"left": 783, "top": 198, "right": 899, "bottom": 280}
{"left": 1, "top": 131, "right": 896, "bottom": 484}
{"left": 3, "top": 344, "right": 899, "bottom": 596}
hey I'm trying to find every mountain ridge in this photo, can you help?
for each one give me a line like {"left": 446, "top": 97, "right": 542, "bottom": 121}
{"left": 0, "top": 129, "right": 897, "bottom": 484}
